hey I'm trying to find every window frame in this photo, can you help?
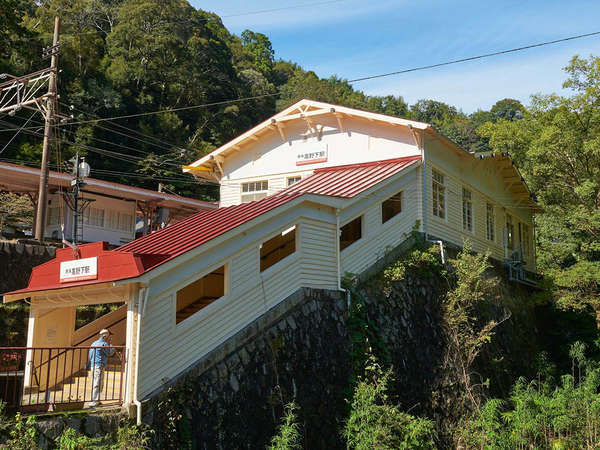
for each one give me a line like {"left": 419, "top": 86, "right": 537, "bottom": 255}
{"left": 486, "top": 203, "right": 495, "bottom": 242}
{"left": 521, "top": 223, "right": 530, "bottom": 259}
{"left": 381, "top": 191, "right": 403, "bottom": 224}
{"left": 506, "top": 213, "right": 514, "bottom": 250}
{"left": 339, "top": 215, "right": 363, "bottom": 252}
{"left": 259, "top": 224, "right": 298, "bottom": 274}
{"left": 241, "top": 180, "right": 269, "bottom": 203}
{"left": 286, "top": 176, "right": 302, "bottom": 187}
{"left": 431, "top": 169, "right": 446, "bottom": 220}
{"left": 462, "top": 187, "right": 473, "bottom": 233}
{"left": 174, "top": 262, "right": 229, "bottom": 329}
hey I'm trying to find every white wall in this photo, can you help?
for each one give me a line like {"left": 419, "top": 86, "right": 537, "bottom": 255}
{"left": 423, "top": 136, "right": 535, "bottom": 269}
{"left": 45, "top": 193, "right": 136, "bottom": 245}
{"left": 219, "top": 116, "right": 420, "bottom": 207}
{"left": 340, "top": 169, "right": 421, "bottom": 275}
{"left": 137, "top": 202, "right": 339, "bottom": 398}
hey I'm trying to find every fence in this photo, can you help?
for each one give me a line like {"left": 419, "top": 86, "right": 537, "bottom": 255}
{"left": 0, "top": 346, "right": 126, "bottom": 412}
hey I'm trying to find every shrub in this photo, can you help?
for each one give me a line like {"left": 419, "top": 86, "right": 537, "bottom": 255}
{"left": 268, "top": 402, "right": 302, "bottom": 450}
{"left": 344, "top": 357, "right": 437, "bottom": 449}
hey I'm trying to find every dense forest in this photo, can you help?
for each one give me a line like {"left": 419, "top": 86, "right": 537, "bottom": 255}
{"left": 3, "top": 0, "right": 600, "bottom": 448}
{"left": 1, "top": 0, "right": 523, "bottom": 201}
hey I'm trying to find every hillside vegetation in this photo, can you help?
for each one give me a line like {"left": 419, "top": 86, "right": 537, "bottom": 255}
{"left": 2, "top": 0, "right": 521, "bottom": 201}
{"left": 3, "top": 1, "right": 600, "bottom": 447}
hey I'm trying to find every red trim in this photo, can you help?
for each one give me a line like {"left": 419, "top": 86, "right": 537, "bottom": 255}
{"left": 60, "top": 274, "right": 97, "bottom": 283}
{"left": 296, "top": 157, "right": 328, "bottom": 166}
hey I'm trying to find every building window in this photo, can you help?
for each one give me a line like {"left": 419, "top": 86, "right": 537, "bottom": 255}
{"left": 241, "top": 180, "right": 268, "bottom": 203}
{"left": 506, "top": 214, "right": 514, "bottom": 250}
{"left": 462, "top": 188, "right": 473, "bottom": 232}
{"left": 106, "top": 210, "right": 133, "bottom": 232}
{"left": 340, "top": 216, "right": 362, "bottom": 251}
{"left": 287, "top": 176, "right": 301, "bottom": 187}
{"left": 83, "top": 207, "right": 105, "bottom": 227}
{"left": 382, "top": 192, "right": 403, "bottom": 223}
{"left": 486, "top": 203, "right": 495, "bottom": 242}
{"left": 260, "top": 225, "right": 296, "bottom": 272}
{"left": 176, "top": 265, "right": 225, "bottom": 324}
{"left": 432, "top": 169, "right": 445, "bottom": 219}
{"left": 46, "top": 207, "right": 60, "bottom": 227}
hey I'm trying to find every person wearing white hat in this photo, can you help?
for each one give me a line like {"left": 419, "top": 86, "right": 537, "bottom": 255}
{"left": 88, "top": 328, "right": 115, "bottom": 407}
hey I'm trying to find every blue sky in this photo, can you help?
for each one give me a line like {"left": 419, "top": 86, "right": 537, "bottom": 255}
{"left": 191, "top": 0, "right": 600, "bottom": 113}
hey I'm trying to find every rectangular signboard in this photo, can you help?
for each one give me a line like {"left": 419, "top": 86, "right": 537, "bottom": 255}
{"left": 59, "top": 256, "right": 98, "bottom": 283}
{"left": 296, "top": 145, "right": 328, "bottom": 166}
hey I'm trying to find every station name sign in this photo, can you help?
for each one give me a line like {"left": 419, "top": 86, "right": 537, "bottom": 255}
{"left": 296, "top": 145, "right": 328, "bottom": 166}
{"left": 59, "top": 257, "right": 98, "bottom": 283}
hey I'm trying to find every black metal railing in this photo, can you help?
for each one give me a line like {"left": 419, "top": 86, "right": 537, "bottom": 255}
{"left": 0, "top": 346, "right": 126, "bottom": 412}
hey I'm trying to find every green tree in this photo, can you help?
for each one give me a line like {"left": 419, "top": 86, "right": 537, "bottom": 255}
{"left": 490, "top": 97, "right": 525, "bottom": 121}
{"left": 239, "top": 30, "right": 274, "bottom": 79}
{"left": 481, "top": 55, "right": 600, "bottom": 328}
{"left": 409, "top": 99, "right": 458, "bottom": 124}
{"left": 443, "top": 243, "right": 502, "bottom": 413}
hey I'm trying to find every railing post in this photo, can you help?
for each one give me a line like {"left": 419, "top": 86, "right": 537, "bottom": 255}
{"left": 45, "top": 348, "right": 52, "bottom": 407}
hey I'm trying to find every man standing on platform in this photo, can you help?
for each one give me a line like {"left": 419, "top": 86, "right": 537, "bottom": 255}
{"left": 88, "top": 329, "right": 115, "bottom": 407}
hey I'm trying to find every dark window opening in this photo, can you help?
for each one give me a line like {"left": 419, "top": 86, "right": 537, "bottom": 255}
{"left": 340, "top": 216, "right": 362, "bottom": 251}
{"left": 176, "top": 265, "right": 225, "bottom": 324}
{"left": 260, "top": 226, "right": 296, "bottom": 272}
{"left": 382, "top": 192, "right": 403, "bottom": 223}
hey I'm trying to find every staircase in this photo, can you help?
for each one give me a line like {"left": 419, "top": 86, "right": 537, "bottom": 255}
{"left": 176, "top": 296, "right": 219, "bottom": 323}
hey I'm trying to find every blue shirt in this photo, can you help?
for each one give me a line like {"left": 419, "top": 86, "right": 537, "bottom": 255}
{"left": 88, "top": 337, "right": 115, "bottom": 368}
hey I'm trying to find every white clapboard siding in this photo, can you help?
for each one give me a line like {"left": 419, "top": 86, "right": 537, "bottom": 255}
{"left": 268, "top": 176, "right": 285, "bottom": 195}
{"left": 425, "top": 154, "right": 535, "bottom": 269}
{"left": 341, "top": 176, "right": 420, "bottom": 275}
{"left": 219, "top": 182, "right": 240, "bottom": 207}
{"left": 137, "top": 213, "right": 340, "bottom": 398}
{"left": 299, "top": 220, "right": 338, "bottom": 290}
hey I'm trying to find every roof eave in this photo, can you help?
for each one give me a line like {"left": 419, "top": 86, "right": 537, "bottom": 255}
{"left": 183, "top": 99, "right": 432, "bottom": 172}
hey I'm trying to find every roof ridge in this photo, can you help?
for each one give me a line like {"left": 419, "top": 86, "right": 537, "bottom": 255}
{"left": 313, "top": 155, "right": 421, "bottom": 173}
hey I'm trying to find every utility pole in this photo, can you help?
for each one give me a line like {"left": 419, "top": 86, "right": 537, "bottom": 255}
{"left": 34, "top": 16, "right": 60, "bottom": 241}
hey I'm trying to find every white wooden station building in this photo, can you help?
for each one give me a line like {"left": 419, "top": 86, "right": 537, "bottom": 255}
{"left": 2, "top": 99, "right": 540, "bottom": 417}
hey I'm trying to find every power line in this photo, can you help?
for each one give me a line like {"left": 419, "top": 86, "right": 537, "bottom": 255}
{"left": 13, "top": 111, "right": 169, "bottom": 157}
{"left": 2, "top": 29, "right": 599, "bottom": 138}
{"left": 58, "top": 101, "right": 183, "bottom": 151}
{"left": 0, "top": 111, "right": 38, "bottom": 155}
{"left": 214, "top": 0, "right": 349, "bottom": 20}
{"left": 52, "top": 92, "right": 280, "bottom": 127}
{"left": 347, "top": 30, "right": 600, "bottom": 83}
{"left": 38, "top": 29, "right": 600, "bottom": 126}
{"left": 0, "top": 119, "right": 185, "bottom": 168}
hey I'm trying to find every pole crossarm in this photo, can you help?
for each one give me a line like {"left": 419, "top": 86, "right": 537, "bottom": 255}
{"left": 0, "top": 69, "right": 55, "bottom": 116}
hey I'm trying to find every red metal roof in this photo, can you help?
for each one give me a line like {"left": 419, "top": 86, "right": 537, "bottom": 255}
{"left": 3, "top": 157, "right": 420, "bottom": 299}
{"left": 285, "top": 155, "right": 421, "bottom": 197}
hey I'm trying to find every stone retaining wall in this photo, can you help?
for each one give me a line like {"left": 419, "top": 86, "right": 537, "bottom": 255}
{"left": 0, "top": 240, "right": 57, "bottom": 346}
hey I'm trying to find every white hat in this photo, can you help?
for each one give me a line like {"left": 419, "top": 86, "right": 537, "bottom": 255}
{"left": 99, "top": 329, "right": 110, "bottom": 336}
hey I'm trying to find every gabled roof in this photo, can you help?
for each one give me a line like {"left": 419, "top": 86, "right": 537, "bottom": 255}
{"left": 3, "top": 157, "right": 420, "bottom": 301}
{"left": 183, "top": 99, "right": 432, "bottom": 179}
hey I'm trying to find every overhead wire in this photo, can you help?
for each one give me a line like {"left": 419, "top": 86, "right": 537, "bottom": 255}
{"left": 0, "top": 110, "right": 38, "bottom": 155}
{"left": 346, "top": 30, "right": 600, "bottom": 83}
{"left": 12, "top": 111, "right": 172, "bottom": 157}
{"left": 0, "top": 118, "right": 167, "bottom": 166}
{"left": 58, "top": 101, "right": 183, "bottom": 152}
{"left": 2, "top": 29, "right": 598, "bottom": 133}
